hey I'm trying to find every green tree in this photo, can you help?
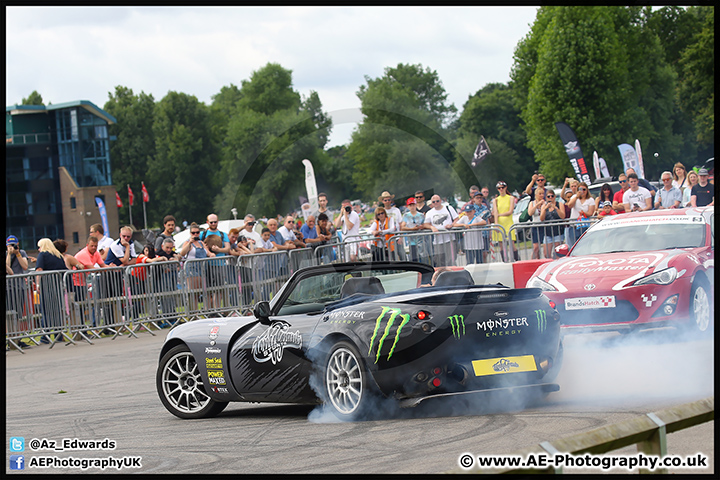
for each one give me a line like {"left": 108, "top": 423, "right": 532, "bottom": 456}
{"left": 677, "top": 6, "right": 714, "bottom": 150}
{"left": 21, "top": 90, "right": 44, "bottom": 105}
{"left": 212, "top": 63, "right": 331, "bottom": 218}
{"left": 103, "top": 86, "right": 156, "bottom": 228}
{"left": 348, "top": 63, "right": 461, "bottom": 200}
{"left": 511, "top": 6, "right": 678, "bottom": 183}
{"left": 148, "top": 92, "right": 216, "bottom": 224}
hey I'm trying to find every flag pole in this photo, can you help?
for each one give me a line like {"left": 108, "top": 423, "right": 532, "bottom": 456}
{"left": 141, "top": 182, "right": 149, "bottom": 230}
{"left": 127, "top": 184, "right": 133, "bottom": 227}
{"left": 142, "top": 201, "right": 147, "bottom": 231}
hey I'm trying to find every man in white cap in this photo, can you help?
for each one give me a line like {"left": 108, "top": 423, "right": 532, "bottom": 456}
{"left": 691, "top": 168, "right": 714, "bottom": 207}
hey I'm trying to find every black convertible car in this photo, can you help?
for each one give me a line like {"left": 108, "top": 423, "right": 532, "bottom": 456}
{"left": 156, "top": 262, "right": 563, "bottom": 420}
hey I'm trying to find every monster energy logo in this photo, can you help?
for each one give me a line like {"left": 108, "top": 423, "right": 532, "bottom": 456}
{"left": 535, "top": 310, "right": 547, "bottom": 333}
{"left": 368, "top": 307, "right": 410, "bottom": 364}
{"left": 448, "top": 315, "right": 465, "bottom": 339}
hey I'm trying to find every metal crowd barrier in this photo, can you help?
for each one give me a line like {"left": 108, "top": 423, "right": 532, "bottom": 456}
{"left": 509, "top": 217, "right": 602, "bottom": 261}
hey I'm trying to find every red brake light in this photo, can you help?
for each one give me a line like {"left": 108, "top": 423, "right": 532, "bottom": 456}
{"left": 432, "top": 378, "right": 442, "bottom": 387}
{"left": 549, "top": 301, "right": 556, "bottom": 309}
{"left": 417, "top": 311, "right": 427, "bottom": 320}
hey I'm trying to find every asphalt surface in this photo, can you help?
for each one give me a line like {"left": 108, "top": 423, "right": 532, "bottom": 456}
{"left": 6, "top": 326, "right": 714, "bottom": 474}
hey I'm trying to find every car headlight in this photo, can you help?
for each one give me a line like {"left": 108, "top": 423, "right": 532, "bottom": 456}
{"left": 527, "top": 276, "right": 557, "bottom": 292}
{"left": 633, "top": 267, "right": 677, "bottom": 286}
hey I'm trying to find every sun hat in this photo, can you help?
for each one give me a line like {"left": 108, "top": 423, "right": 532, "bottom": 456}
{"left": 378, "top": 191, "right": 395, "bottom": 201}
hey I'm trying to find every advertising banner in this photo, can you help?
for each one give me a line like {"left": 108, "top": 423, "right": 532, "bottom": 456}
{"left": 555, "top": 122, "right": 591, "bottom": 184}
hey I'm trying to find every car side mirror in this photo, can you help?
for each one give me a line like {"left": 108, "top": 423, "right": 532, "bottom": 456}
{"left": 253, "top": 301, "right": 272, "bottom": 324}
{"left": 555, "top": 244, "right": 570, "bottom": 257}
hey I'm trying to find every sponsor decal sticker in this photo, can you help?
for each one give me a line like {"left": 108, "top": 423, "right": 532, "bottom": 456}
{"left": 368, "top": 307, "right": 410, "bottom": 363}
{"left": 565, "top": 296, "right": 616, "bottom": 310}
{"left": 209, "top": 326, "right": 219, "bottom": 341}
{"left": 535, "top": 310, "right": 547, "bottom": 333}
{"left": 448, "top": 315, "right": 466, "bottom": 339}
{"left": 328, "top": 310, "right": 365, "bottom": 323}
{"left": 641, "top": 293, "right": 657, "bottom": 307}
{"left": 251, "top": 322, "right": 302, "bottom": 365}
{"left": 205, "top": 358, "right": 223, "bottom": 369}
{"left": 205, "top": 347, "right": 221, "bottom": 354}
{"left": 472, "top": 355, "right": 537, "bottom": 376}
{"left": 207, "top": 369, "right": 226, "bottom": 385}
{"left": 477, "top": 317, "right": 528, "bottom": 338}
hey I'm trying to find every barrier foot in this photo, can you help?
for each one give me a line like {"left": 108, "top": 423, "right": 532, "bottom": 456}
{"left": 131, "top": 321, "right": 157, "bottom": 336}
{"left": 6, "top": 339, "right": 26, "bottom": 354}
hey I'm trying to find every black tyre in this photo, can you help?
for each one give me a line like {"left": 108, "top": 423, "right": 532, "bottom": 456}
{"left": 688, "top": 277, "right": 712, "bottom": 334}
{"left": 323, "top": 341, "right": 375, "bottom": 421}
{"left": 543, "top": 340, "right": 563, "bottom": 383}
{"left": 156, "top": 344, "right": 228, "bottom": 419}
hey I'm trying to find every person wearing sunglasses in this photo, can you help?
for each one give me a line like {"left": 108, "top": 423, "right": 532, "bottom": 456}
{"left": 491, "top": 181, "right": 519, "bottom": 262}
{"left": 100, "top": 226, "right": 138, "bottom": 330}
{"left": 612, "top": 173, "right": 631, "bottom": 213}
{"left": 566, "top": 182, "right": 595, "bottom": 246}
{"left": 422, "top": 194, "right": 459, "bottom": 267}
{"left": 414, "top": 190, "right": 431, "bottom": 214}
{"left": 524, "top": 172, "right": 548, "bottom": 197}
{"left": 655, "top": 171, "right": 682, "bottom": 209}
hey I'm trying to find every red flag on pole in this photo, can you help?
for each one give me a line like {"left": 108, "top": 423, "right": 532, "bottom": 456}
{"left": 142, "top": 182, "right": 150, "bottom": 203}
{"left": 115, "top": 192, "right": 123, "bottom": 208}
{"left": 128, "top": 185, "right": 134, "bottom": 205}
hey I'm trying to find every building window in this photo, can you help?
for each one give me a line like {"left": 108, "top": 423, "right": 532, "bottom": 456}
{"left": 70, "top": 197, "right": 76, "bottom": 209}
{"left": 73, "top": 232, "right": 79, "bottom": 244}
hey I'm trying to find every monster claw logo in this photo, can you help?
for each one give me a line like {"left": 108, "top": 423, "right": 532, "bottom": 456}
{"left": 493, "top": 358, "right": 520, "bottom": 372}
{"left": 448, "top": 315, "right": 465, "bottom": 339}
{"left": 535, "top": 309, "right": 547, "bottom": 333}
{"left": 369, "top": 306, "right": 410, "bottom": 364}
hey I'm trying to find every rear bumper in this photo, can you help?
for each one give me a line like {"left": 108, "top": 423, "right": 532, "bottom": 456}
{"left": 398, "top": 382, "right": 559, "bottom": 408}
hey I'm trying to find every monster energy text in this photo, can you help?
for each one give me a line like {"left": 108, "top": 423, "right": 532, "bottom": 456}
{"left": 368, "top": 307, "right": 410, "bottom": 364}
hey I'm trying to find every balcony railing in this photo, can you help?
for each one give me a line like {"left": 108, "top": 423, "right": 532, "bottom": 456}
{"left": 6, "top": 133, "right": 53, "bottom": 145}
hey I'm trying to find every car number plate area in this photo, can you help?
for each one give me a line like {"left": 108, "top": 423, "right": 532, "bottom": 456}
{"left": 472, "top": 355, "right": 537, "bottom": 376}
{"left": 564, "top": 296, "right": 616, "bottom": 310}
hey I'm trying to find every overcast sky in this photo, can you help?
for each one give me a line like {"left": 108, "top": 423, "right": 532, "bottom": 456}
{"left": 6, "top": 6, "right": 538, "bottom": 147}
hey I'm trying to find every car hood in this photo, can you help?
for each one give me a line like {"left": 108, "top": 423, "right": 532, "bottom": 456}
{"left": 532, "top": 249, "right": 697, "bottom": 293}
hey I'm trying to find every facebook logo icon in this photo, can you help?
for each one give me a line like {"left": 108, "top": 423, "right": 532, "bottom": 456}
{"left": 10, "top": 455, "right": 25, "bottom": 470}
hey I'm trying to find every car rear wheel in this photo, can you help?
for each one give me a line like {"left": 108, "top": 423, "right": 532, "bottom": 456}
{"left": 689, "top": 278, "right": 712, "bottom": 333}
{"left": 156, "top": 344, "right": 228, "bottom": 419}
{"left": 324, "top": 341, "right": 373, "bottom": 420}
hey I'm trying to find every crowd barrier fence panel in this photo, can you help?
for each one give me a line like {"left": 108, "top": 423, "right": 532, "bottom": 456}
{"left": 509, "top": 217, "right": 602, "bottom": 261}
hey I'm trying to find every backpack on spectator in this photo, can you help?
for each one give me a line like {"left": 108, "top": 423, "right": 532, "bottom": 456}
{"left": 518, "top": 198, "right": 532, "bottom": 222}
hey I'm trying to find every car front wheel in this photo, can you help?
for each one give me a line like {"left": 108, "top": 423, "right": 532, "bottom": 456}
{"left": 156, "top": 344, "right": 228, "bottom": 419}
{"left": 689, "top": 278, "right": 712, "bottom": 333}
